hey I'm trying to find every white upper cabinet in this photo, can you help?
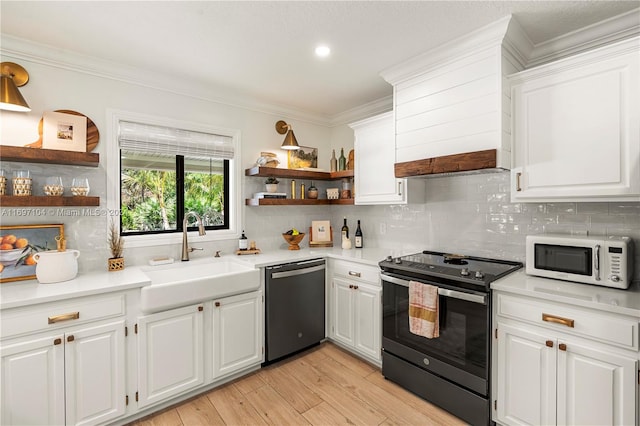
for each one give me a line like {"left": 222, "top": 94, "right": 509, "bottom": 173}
{"left": 510, "top": 37, "right": 640, "bottom": 202}
{"left": 381, "top": 16, "right": 533, "bottom": 176}
{"left": 350, "top": 112, "right": 424, "bottom": 205}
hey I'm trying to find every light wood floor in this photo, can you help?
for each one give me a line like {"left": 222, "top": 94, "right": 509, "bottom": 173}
{"left": 130, "top": 342, "right": 466, "bottom": 426}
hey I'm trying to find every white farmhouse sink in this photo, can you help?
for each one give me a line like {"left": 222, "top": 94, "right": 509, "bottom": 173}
{"left": 140, "top": 258, "right": 260, "bottom": 313}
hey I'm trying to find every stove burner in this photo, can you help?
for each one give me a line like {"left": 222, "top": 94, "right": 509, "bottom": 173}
{"left": 444, "top": 258, "right": 468, "bottom": 265}
{"left": 443, "top": 253, "right": 469, "bottom": 265}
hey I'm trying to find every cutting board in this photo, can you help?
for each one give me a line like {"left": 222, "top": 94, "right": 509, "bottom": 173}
{"left": 25, "top": 110, "right": 99, "bottom": 152}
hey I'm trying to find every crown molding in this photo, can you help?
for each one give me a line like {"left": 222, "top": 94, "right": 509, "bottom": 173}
{"left": 0, "top": 34, "right": 334, "bottom": 127}
{"left": 527, "top": 8, "right": 640, "bottom": 67}
{"left": 380, "top": 15, "right": 534, "bottom": 85}
{"left": 328, "top": 95, "right": 393, "bottom": 127}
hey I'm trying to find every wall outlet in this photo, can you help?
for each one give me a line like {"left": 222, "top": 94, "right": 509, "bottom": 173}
{"left": 379, "top": 222, "right": 386, "bottom": 235}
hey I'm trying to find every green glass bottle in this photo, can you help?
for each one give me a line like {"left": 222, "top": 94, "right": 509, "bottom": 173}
{"left": 338, "top": 148, "right": 346, "bottom": 171}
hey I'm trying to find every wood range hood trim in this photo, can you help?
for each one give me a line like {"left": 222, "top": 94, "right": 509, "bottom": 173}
{"left": 394, "top": 149, "right": 504, "bottom": 178}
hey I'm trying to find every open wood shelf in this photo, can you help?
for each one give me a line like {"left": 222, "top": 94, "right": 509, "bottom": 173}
{"left": 0, "top": 195, "right": 100, "bottom": 207}
{"left": 0, "top": 146, "right": 100, "bottom": 167}
{"left": 245, "top": 166, "right": 353, "bottom": 180}
{"left": 245, "top": 198, "right": 354, "bottom": 206}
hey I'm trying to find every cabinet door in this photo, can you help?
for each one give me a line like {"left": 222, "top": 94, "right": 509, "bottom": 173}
{"left": 1, "top": 333, "right": 65, "bottom": 425}
{"left": 511, "top": 46, "right": 640, "bottom": 202}
{"left": 331, "top": 277, "right": 355, "bottom": 347}
{"left": 353, "top": 283, "right": 381, "bottom": 362}
{"left": 212, "top": 291, "right": 262, "bottom": 379}
{"left": 352, "top": 112, "right": 407, "bottom": 205}
{"left": 496, "top": 323, "right": 556, "bottom": 426}
{"left": 137, "top": 304, "right": 204, "bottom": 408}
{"left": 65, "top": 319, "right": 126, "bottom": 426}
{"left": 557, "top": 339, "right": 637, "bottom": 426}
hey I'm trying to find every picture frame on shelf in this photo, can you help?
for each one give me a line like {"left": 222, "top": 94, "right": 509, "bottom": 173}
{"left": 309, "top": 220, "right": 333, "bottom": 247}
{"left": 42, "top": 111, "right": 87, "bottom": 152}
{"left": 288, "top": 146, "right": 318, "bottom": 169}
{"left": 0, "top": 224, "right": 64, "bottom": 283}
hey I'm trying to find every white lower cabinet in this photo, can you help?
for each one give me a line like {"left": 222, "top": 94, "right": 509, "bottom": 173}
{"left": 329, "top": 260, "right": 381, "bottom": 365}
{"left": 493, "top": 292, "right": 638, "bottom": 426}
{"left": 211, "top": 291, "right": 262, "bottom": 379}
{"left": 136, "top": 290, "right": 263, "bottom": 410}
{"left": 1, "top": 293, "right": 128, "bottom": 426}
{"left": 137, "top": 303, "right": 205, "bottom": 409}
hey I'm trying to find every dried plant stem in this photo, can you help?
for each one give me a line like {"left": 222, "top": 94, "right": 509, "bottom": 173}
{"left": 108, "top": 220, "right": 124, "bottom": 259}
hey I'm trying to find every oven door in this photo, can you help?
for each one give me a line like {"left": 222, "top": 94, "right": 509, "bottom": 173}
{"left": 381, "top": 273, "right": 490, "bottom": 396}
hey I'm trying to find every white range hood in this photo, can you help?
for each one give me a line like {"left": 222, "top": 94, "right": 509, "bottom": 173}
{"left": 380, "top": 15, "right": 533, "bottom": 178}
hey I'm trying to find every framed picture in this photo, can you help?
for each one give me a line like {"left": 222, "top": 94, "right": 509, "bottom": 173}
{"left": 0, "top": 224, "right": 64, "bottom": 283}
{"left": 42, "top": 111, "right": 87, "bottom": 152}
{"left": 288, "top": 146, "right": 318, "bottom": 169}
{"left": 310, "top": 220, "right": 332, "bottom": 243}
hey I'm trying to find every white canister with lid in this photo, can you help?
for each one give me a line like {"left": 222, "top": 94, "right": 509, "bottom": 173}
{"left": 33, "top": 250, "right": 80, "bottom": 283}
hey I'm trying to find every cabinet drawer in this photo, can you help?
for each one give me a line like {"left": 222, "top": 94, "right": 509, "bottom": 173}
{"left": 331, "top": 260, "right": 380, "bottom": 285}
{"left": 1, "top": 293, "right": 125, "bottom": 339}
{"left": 496, "top": 293, "right": 638, "bottom": 350}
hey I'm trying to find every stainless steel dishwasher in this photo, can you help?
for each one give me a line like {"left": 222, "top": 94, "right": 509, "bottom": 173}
{"left": 264, "top": 258, "right": 325, "bottom": 363}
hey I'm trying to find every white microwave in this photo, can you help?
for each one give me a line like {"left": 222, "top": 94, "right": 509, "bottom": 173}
{"left": 526, "top": 234, "right": 634, "bottom": 289}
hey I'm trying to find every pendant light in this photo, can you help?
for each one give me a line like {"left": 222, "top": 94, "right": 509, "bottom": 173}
{"left": 275, "top": 120, "right": 299, "bottom": 150}
{"left": 0, "top": 62, "right": 31, "bottom": 112}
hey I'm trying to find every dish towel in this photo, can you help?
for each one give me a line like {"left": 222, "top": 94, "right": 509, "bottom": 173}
{"left": 409, "top": 281, "right": 439, "bottom": 338}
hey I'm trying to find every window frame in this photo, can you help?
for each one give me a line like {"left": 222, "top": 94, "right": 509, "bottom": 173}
{"left": 119, "top": 155, "right": 230, "bottom": 236}
{"left": 106, "top": 109, "right": 242, "bottom": 248}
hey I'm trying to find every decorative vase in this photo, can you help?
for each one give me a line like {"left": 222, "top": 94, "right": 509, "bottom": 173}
{"left": 108, "top": 257, "right": 125, "bottom": 271}
{"left": 265, "top": 184, "right": 278, "bottom": 193}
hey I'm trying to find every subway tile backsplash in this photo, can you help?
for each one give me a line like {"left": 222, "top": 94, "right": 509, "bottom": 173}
{"left": 325, "top": 171, "right": 640, "bottom": 281}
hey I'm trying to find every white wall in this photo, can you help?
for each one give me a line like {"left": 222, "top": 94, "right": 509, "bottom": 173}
{"left": 0, "top": 48, "right": 333, "bottom": 271}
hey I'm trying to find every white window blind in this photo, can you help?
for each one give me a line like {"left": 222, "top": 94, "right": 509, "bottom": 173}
{"left": 118, "top": 121, "right": 234, "bottom": 160}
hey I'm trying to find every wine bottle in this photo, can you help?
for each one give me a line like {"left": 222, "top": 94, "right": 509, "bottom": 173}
{"left": 330, "top": 149, "right": 337, "bottom": 172}
{"left": 341, "top": 217, "right": 349, "bottom": 239}
{"left": 239, "top": 230, "right": 248, "bottom": 251}
{"left": 338, "top": 148, "right": 346, "bottom": 171}
{"left": 355, "top": 220, "right": 363, "bottom": 248}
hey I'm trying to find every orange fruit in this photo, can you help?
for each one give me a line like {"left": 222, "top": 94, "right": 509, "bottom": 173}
{"left": 14, "top": 238, "right": 28, "bottom": 249}
{"left": 0, "top": 264, "right": 4, "bottom": 273}
{"left": 24, "top": 255, "right": 36, "bottom": 266}
{"left": 2, "top": 235, "right": 17, "bottom": 245}
{"left": 0, "top": 243, "right": 14, "bottom": 250}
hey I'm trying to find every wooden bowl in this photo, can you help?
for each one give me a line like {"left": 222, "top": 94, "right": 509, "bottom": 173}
{"left": 282, "top": 233, "right": 305, "bottom": 250}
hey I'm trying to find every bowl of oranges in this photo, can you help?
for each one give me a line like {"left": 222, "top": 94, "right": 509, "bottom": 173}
{"left": 0, "top": 235, "right": 31, "bottom": 266}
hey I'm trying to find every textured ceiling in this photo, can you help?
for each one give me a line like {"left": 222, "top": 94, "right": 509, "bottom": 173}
{"left": 1, "top": 1, "right": 638, "bottom": 119}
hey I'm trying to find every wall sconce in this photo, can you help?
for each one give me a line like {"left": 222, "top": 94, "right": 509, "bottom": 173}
{"left": 0, "top": 62, "right": 31, "bottom": 112}
{"left": 275, "top": 120, "right": 299, "bottom": 150}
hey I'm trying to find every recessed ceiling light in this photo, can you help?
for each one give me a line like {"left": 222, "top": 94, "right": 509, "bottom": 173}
{"left": 315, "top": 45, "right": 330, "bottom": 57}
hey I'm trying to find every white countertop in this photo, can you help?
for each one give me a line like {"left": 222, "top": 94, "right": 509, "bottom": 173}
{"left": 231, "top": 247, "right": 393, "bottom": 268}
{"left": 0, "top": 267, "right": 151, "bottom": 310}
{"left": 492, "top": 270, "right": 640, "bottom": 318}
{"left": 0, "top": 247, "right": 394, "bottom": 310}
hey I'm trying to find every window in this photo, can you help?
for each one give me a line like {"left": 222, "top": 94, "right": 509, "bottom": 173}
{"left": 117, "top": 120, "right": 234, "bottom": 236}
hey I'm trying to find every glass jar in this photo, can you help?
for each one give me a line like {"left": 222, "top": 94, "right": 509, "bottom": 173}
{"left": 12, "top": 170, "right": 32, "bottom": 196}
{"left": 71, "top": 177, "right": 90, "bottom": 196}
{"left": 0, "top": 169, "right": 6, "bottom": 196}
{"left": 43, "top": 176, "right": 64, "bottom": 196}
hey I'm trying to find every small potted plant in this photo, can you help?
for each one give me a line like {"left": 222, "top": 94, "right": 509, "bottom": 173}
{"left": 265, "top": 177, "right": 279, "bottom": 193}
{"left": 108, "top": 219, "right": 125, "bottom": 271}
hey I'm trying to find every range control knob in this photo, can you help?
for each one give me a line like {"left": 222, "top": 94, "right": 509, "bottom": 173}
{"left": 394, "top": 257, "right": 402, "bottom": 264}
{"left": 460, "top": 268, "right": 470, "bottom": 276}
{"left": 475, "top": 271, "right": 485, "bottom": 279}
{"left": 610, "top": 275, "right": 621, "bottom": 283}
{"left": 386, "top": 255, "right": 393, "bottom": 262}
